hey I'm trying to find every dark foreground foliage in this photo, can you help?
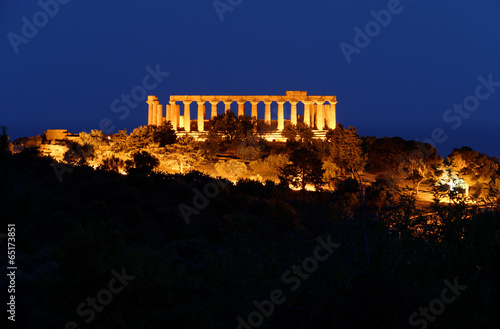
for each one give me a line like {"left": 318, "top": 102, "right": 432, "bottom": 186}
{"left": 0, "top": 150, "right": 499, "bottom": 329}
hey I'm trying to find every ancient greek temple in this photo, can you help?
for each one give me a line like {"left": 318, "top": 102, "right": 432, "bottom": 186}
{"left": 146, "top": 91, "right": 337, "bottom": 133}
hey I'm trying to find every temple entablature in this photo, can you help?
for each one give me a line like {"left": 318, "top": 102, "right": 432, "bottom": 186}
{"left": 147, "top": 91, "right": 337, "bottom": 135}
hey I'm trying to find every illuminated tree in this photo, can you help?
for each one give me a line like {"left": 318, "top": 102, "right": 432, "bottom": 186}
{"left": 326, "top": 123, "right": 365, "bottom": 178}
{"left": 249, "top": 154, "right": 288, "bottom": 182}
{"left": 282, "top": 122, "right": 314, "bottom": 143}
{"left": 207, "top": 110, "right": 263, "bottom": 142}
{"left": 163, "top": 136, "right": 203, "bottom": 174}
{"left": 279, "top": 147, "right": 325, "bottom": 191}
{"left": 126, "top": 125, "right": 158, "bottom": 151}
{"left": 237, "top": 137, "right": 264, "bottom": 161}
{"left": 397, "top": 142, "right": 443, "bottom": 197}
{"left": 448, "top": 147, "right": 499, "bottom": 197}
{"left": 215, "top": 159, "right": 247, "bottom": 179}
{"left": 77, "top": 130, "right": 105, "bottom": 148}
{"left": 64, "top": 142, "right": 95, "bottom": 166}
{"left": 109, "top": 129, "right": 128, "bottom": 152}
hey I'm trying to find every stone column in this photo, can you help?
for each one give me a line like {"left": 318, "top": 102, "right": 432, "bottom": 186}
{"left": 277, "top": 101, "right": 285, "bottom": 130}
{"left": 210, "top": 101, "right": 218, "bottom": 118}
{"left": 166, "top": 104, "right": 171, "bottom": 123}
{"left": 330, "top": 102, "right": 337, "bottom": 129}
{"left": 170, "top": 101, "right": 178, "bottom": 129}
{"left": 197, "top": 102, "right": 205, "bottom": 132}
{"left": 250, "top": 101, "right": 259, "bottom": 118}
{"left": 312, "top": 104, "right": 319, "bottom": 129}
{"left": 156, "top": 104, "right": 163, "bottom": 126}
{"left": 237, "top": 101, "right": 246, "bottom": 117}
{"left": 316, "top": 102, "right": 325, "bottom": 130}
{"left": 290, "top": 101, "right": 298, "bottom": 126}
{"left": 303, "top": 101, "right": 312, "bottom": 126}
{"left": 147, "top": 96, "right": 157, "bottom": 125}
{"left": 152, "top": 100, "right": 159, "bottom": 126}
{"left": 264, "top": 101, "right": 272, "bottom": 125}
{"left": 224, "top": 101, "right": 232, "bottom": 113}
{"left": 183, "top": 100, "right": 191, "bottom": 132}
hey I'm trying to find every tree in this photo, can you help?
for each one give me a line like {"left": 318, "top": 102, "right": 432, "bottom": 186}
{"left": 215, "top": 159, "right": 247, "bottom": 179}
{"left": 249, "top": 153, "right": 289, "bottom": 182}
{"left": 0, "top": 126, "right": 9, "bottom": 152}
{"left": 154, "top": 121, "right": 177, "bottom": 147}
{"left": 282, "top": 122, "right": 314, "bottom": 143}
{"left": 64, "top": 142, "right": 95, "bottom": 166}
{"left": 207, "top": 110, "right": 239, "bottom": 141}
{"left": 100, "top": 155, "right": 126, "bottom": 173}
{"left": 125, "top": 150, "right": 159, "bottom": 175}
{"left": 279, "top": 147, "right": 325, "bottom": 191}
{"left": 77, "top": 130, "right": 106, "bottom": 149}
{"left": 207, "top": 111, "right": 263, "bottom": 143}
{"left": 237, "top": 137, "right": 264, "bottom": 161}
{"left": 326, "top": 123, "right": 365, "bottom": 178}
{"left": 323, "top": 160, "right": 342, "bottom": 190}
{"left": 126, "top": 125, "right": 158, "bottom": 151}
{"left": 163, "top": 136, "right": 203, "bottom": 174}
{"left": 109, "top": 129, "right": 128, "bottom": 152}
{"left": 397, "top": 141, "right": 443, "bottom": 197}
{"left": 448, "top": 147, "right": 499, "bottom": 197}
{"left": 365, "top": 175, "right": 400, "bottom": 212}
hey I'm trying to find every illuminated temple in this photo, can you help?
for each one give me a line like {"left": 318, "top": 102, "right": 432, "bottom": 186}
{"left": 147, "top": 91, "right": 337, "bottom": 140}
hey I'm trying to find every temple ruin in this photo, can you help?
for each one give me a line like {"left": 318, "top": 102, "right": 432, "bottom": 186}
{"left": 147, "top": 91, "right": 337, "bottom": 139}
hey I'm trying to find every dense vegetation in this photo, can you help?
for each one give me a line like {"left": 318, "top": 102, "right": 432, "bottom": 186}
{"left": 2, "top": 118, "right": 500, "bottom": 329}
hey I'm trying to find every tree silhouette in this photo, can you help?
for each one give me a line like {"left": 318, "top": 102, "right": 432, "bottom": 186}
{"left": 64, "top": 142, "right": 95, "bottom": 166}
{"left": 100, "top": 155, "right": 126, "bottom": 173}
{"left": 0, "top": 126, "right": 11, "bottom": 153}
{"left": 154, "top": 121, "right": 177, "bottom": 147}
{"left": 279, "top": 146, "right": 325, "bottom": 191}
{"left": 125, "top": 150, "right": 159, "bottom": 175}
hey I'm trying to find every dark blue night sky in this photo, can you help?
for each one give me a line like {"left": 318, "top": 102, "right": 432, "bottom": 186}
{"left": 2, "top": 0, "right": 499, "bottom": 158}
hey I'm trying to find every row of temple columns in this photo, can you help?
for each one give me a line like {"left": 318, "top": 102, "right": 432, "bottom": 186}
{"left": 147, "top": 96, "right": 336, "bottom": 132}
